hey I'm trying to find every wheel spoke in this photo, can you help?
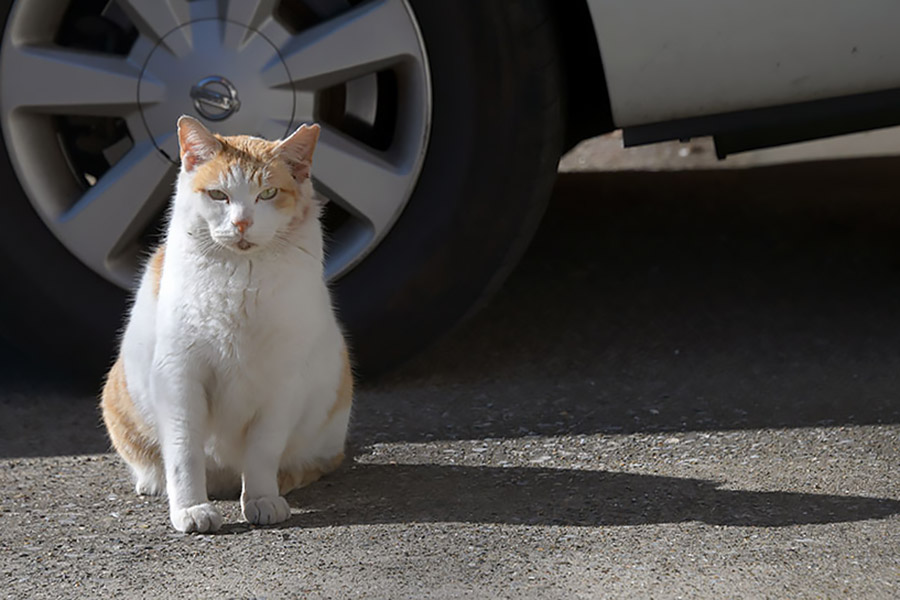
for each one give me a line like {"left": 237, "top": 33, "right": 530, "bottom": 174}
{"left": 224, "top": 0, "right": 280, "bottom": 48}
{"left": 313, "top": 126, "right": 409, "bottom": 236}
{"left": 116, "top": 0, "right": 192, "bottom": 58}
{"left": 1, "top": 45, "right": 161, "bottom": 116}
{"left": 262, "top": 0, "right": 421, "bottom": 90}
{"left": 56, "top": 142, "right": 175, "bottom": 282}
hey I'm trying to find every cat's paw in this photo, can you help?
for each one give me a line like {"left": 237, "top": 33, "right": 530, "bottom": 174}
{"left": 129, "top": 463, "right": 164, "bottom": 496}
{"left": 242, "top": 495, "right": 291, "bottom": 526}
{"left": 135, "top": 472, "right": 164, "bottom": 496}
{"left": 170, "top": 502, "right": 223, "bottom": 533}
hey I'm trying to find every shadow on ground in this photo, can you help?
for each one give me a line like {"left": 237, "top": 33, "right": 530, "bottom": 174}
{"left": 278, "top": 462, "right": 900, "bottom": 529}
{"left": 358, "top": 159, "right": 900, "bottom": 443}
{"left": 2, "top": 159, "right": 900, "bottom": 458}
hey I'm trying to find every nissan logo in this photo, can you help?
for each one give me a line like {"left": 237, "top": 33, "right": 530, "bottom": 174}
{"left": 190, "top": 76, "right": 241, "bottom": 121}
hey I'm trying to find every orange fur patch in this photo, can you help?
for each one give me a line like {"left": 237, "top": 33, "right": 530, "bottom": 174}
{"left": 277, "top": 452, "right": 345, "bottom": 496}
{"left": 191, "top": 134, "right": 298, "bottom": 198}
{"left": 148, "top": 245, "right": 165, "bottom": 298}
{"left": 273, "top": 189, "right": 299, "bottom": 214}
{"left": 100, "top": 357, "right": 161, "bottom": 471}
{"left": 329, "top": 344, "right": 354, "bottom": 421}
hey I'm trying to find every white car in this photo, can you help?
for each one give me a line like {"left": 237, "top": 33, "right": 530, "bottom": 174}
{"left": 1, "top": 0, "right": 898, "bottom": 374}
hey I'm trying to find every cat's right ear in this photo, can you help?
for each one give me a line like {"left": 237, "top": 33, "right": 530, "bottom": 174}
{"left": 177, "top": 116, "right": 222, "bottom": 172}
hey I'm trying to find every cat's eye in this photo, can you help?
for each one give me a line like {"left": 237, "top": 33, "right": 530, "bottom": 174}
{"left": 257, "top": 187, "right": 278, "bottom": 201}
{"left": 207, "top": 189, "right": 229, "bottom": 202}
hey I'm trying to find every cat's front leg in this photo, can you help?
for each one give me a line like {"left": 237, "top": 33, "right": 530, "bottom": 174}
{"left": 152, "top": 361, "right": 222, "bottom": 533}
{"left": 240, "top": 411, "right": 293, "bottom": 526}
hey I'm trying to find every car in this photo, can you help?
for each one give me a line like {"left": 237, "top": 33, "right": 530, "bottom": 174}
{"left": 2, "top": 0, "right": 899, "bottom": 376}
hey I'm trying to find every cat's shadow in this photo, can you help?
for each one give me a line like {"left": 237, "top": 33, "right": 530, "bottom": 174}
{"left": 277, "top": 461, "right": 899, "bottom": 529}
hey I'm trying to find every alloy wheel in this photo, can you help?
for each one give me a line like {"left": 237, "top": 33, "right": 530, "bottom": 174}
{"left": 0, "top": 0, "right": 431, "bottom": 287}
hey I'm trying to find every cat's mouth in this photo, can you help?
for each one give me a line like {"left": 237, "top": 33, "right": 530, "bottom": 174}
{"left": 211, "top": 232, "right": 258, "bottom": 252}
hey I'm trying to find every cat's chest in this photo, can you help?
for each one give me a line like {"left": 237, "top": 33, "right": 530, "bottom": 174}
{"left": 172, "top": 258, "right": 324, "bottom": 353}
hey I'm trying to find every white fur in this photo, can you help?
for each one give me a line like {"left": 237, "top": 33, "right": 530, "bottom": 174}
{"left": 119, "top": 147, "right": 348, "bottom": 533}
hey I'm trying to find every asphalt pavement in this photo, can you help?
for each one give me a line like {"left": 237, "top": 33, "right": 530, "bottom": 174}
{"left": 2, "top": 157, "right": 899, "bottom": 599}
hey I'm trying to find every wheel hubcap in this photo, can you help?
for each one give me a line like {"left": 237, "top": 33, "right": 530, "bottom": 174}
{"left": 0, "top": 0, "right": 431, "bottom": 288}
{"left": 137, "top": 18, "right": 296, "bottom": 163}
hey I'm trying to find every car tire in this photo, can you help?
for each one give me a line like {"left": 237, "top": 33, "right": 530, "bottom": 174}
{"left": 0, "top": 0, "right": 564, "bottom": 378}
{"left": 336, "top": 0, "right": 564, "bottom": 376}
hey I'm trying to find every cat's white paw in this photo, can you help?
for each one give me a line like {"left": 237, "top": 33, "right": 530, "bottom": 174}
{"left": 134, "top": 471, "right": 164, "bottom": 496}
{"left": 129, "top": 463, "right": 164, "bottom": 496}
{"left": 170, "top": 502, "right": 223, "bottom": 533}
{"left": 242, "top": 495, "right": 291, "bottom": 526}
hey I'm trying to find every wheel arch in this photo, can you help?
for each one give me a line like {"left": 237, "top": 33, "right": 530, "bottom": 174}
{"left": 545, "top": 0, "right": 616, "bottom": 151}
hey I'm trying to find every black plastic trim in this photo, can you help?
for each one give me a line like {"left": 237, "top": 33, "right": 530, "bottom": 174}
{"left": 622, "top": 87, "right": 900, "bottom": 158}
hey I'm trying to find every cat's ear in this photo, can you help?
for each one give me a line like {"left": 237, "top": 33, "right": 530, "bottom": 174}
{"left": 276, "top": 123, "right": 320, "bottom": 182}
{"left": 177, "top": 115, "right": 222, "bottom": 172}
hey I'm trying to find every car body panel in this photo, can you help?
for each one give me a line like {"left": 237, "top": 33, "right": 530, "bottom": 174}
{"left": 586, "top": 0, "right": 900, "bottom": 127}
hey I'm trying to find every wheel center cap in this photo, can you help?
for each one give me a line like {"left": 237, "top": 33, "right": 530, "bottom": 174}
{"left": 136, "top": 18, "right": 294, "bottom": 163}
{"left": 190, "top": 76, "right": 241, "bottom": 121}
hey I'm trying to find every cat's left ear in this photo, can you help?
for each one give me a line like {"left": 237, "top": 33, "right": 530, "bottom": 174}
{"left": 177, "top": 115, "right": 222, "bottom": 172}
{"left": 276, "top": 123, "right": 320, "bottom": 182}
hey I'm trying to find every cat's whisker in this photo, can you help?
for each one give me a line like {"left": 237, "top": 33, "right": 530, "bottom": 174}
{"left": 270, "top": 229, "right": 320, "bottom": 264}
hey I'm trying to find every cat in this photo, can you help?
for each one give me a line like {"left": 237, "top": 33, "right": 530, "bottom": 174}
{"left": 101, "top": 115, "right": 352, "bottom": 533}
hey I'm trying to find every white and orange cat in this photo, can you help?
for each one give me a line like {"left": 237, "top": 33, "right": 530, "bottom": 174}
{"left": 101, "top": 116, "right": 352, "bottom": 533}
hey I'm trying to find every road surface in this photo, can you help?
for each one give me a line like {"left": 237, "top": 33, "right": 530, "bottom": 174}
{"left": 2, "top": 157, "right": 898, "bottom": 599}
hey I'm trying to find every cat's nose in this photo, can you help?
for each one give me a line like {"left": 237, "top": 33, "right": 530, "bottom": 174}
{"left": 233, "top": 219, "right": 252, "bottom": 234}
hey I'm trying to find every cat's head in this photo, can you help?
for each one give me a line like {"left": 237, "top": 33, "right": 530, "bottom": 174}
{"left": 175, "top": 115, "right": 320, "bottom": 254}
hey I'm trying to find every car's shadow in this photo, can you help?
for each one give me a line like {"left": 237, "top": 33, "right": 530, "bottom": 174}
{"left": 281, "top": 462, "right": 900, "bottom": 529}
{"left": 355, "top": 158, "right": 900, "bottom": 443}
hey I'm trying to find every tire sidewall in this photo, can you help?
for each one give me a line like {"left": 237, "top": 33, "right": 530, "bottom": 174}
{"left": 0, "top": 0, "right": 127, "bottom": 374}
{"left": 335, "top": 1, "right": 562, "bottom": 375}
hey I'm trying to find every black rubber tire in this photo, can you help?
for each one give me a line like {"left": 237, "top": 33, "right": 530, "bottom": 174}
{"left": 336, "top": 1, "right": 564, "bottom": 376}
{"left": 0, "top": 0, "right": 564, "bottom": 379}
{"left": 0, "top": 0, "right": 128, "bottom": 377}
